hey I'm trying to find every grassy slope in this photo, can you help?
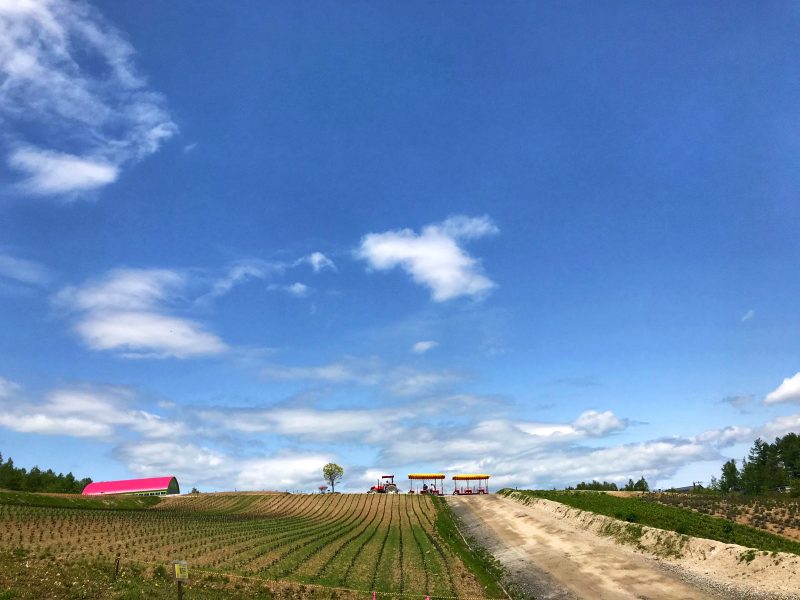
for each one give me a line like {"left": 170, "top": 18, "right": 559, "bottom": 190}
{"left": 499, "top": 488, "right": 800, "bottom": 555}
{"left": 0, "top": 490, "right": 161, "bottom": 510}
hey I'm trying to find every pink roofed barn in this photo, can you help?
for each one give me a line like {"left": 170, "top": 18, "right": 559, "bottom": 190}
{"left": 82, "top": 476, "right": 179, "bottom": 496}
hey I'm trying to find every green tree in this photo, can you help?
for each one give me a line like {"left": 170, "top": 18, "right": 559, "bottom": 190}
{"left": 719, "top": 459, "right": 740, "bottom": 492}
{"left": 740, "top": 438, "right": 786, "bottom": 494}
{"left": 25, "top": 466, "right": 43, "bottom": 492}
{"left": 777, "top": 433, "right": 800, "bottom": 480}
{"left": 575, "top": 480, "right": 618, "bottom": 491}
{"left": 633, "top": 476, "right": 649, "bottom": 492}
{"left": 322, "top": 463, "right": 343, "bottom": 493}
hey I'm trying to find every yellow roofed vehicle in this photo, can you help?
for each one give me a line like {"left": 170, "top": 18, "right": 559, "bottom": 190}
{"left": 407, "top": 473, "right": 445, "bottom": 496}
{"left": 452, "top": 474, "right": 490, "bottom": 495}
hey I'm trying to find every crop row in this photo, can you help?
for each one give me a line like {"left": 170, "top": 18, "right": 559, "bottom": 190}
{"left": 0, "top": 493, "right": 484, "bottom": 597}
{"left": 648, "top": 493, "right": 800, "bottom": 540}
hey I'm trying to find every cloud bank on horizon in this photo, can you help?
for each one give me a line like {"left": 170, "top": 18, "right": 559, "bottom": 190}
{"left": 1, "top": 373, "right": 799, "bottom": 491}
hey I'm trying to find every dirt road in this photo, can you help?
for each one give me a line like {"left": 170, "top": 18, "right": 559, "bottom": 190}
{"left": 448, "top": 495, "right": 723, "bottom": 600}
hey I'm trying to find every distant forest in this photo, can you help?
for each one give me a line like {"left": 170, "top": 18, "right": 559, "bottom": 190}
{"left": 712, "top": 433, "right": 800, "bottom": 495}
{"left": 565, "top": 434, "right": 800, "bottom": 497}
{"left": 567, "top": 476, "right": 649, "bottom": 492}
{"left": 0, "top": 453, "right": 91, "bottom": 494}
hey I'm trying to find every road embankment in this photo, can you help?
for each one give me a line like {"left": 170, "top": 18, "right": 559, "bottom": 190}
{"left": 448, "top": 494, "right": 800, "bottom": 600}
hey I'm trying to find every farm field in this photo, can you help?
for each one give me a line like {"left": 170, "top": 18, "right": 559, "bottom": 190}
{"left": 499, "top": 488, "right": 800, "bottom": 555}
{"left": 646, "top": 492, "right": 800, "bottom": 541}
{"left": 0, "top": 491, "right": 496, "bottom": 600}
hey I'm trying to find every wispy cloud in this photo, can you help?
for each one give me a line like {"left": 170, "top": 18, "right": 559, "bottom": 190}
{"left": 261, "top": 356, "right": 461, "bottom": 397}
{"left": 720, "top": 394, "right": 754, "bottom": 412}
{"left": 299, "top": 252, "right": 337, "bottom": 273}
{"left": 741, "top": 309, "right": 756, "bottom": 322}
{"left": 357, "top": 215, "right": 498, "bottom": 302}
{"left": 0, "top": 0, "right": 176, "bottom": 196}
{"left": 116, "top": 440, "right": 330, "bottom": 491}
{"left": 411, "top": 340, "right": 438, "bottom": 354}
{"left": 202, "top": 259, "right": 278, "bottom": 302}
{"left": 764, "top": 372, "right": 800, "bottom": 405}
{"left": 8, "top": 148, "right": 119, "bottom": 195}
{"left": 262, "top": 357, "right": 382, "bottom": 385}
{"left": 0, "top": 253, "right": 50, "bottom": 286}
{"left": 268, "top": 282, "right": 309, "bottom": 297}
{"left": 57, "top": 268, "right": 227, "bottom": 359}
{"left": 0, "top": 380, "right": 183, "bottom": 439}
{"left": 549, "top": 375, "right": 600, "bottom": 388}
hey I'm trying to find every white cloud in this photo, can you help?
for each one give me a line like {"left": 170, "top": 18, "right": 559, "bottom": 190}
{"left": 764, "top": 372, "right": 800, "bottom": 405}
{"left": 762, "top": 414, "right": 800, "bottom": 439}
{"left": 58, "top": 269, "right": 184, "bottom": 312}
{"left": 199, "top": 394, "right": 502, "bottom": 446}
{"left": 236, "top": 453, "right": 332, "bottom": 491}
{"left": 411, "top": 340, "right": 438, "bottom": 354}
{"left": 201, "top": 407, "right": 383, "bottom": 438}
{"left": 385, "top": 368, "right": 460, "bottom": 396}
{"left": 694, "top": 425, "right": 754, "bottom": 448}
{"left": 357, "top": 215, "right": 498, "bottom": 301}
{"left": 0, "top": 253, "right": 50, "bottom": 286}
{"left": 116, "top": 439, "right": 327, "bottom": 491}
{"left": 57, "top": 269, "right": 227, "bottom": 359}
{"left": 0, "top": 0, "right": 176, "bottom": 196}
{"left": 439, "top": 215, "right": 499, "bottom": 239}
{"left": 741, "top": 309, "right": 755, "bottom": 322}
{"left": 572, "top": 410, "right": 627, "bottom": 436}
{"left": 0, "top": 382, "right": 184, "bottom": 440}
{"left": 305, "top": 252, "right": 337, "bottom": 273}
{"left": 287, "top": 282, "right": 308, "bottom": 297}
{"left": 8, "top": 147, "right": 118, "bottom": 195}
{"left": 76, "top": 311, "right": 226, "bottom": 359}
{"left": 117, "top": 441, "right": 227, "bottom": 481}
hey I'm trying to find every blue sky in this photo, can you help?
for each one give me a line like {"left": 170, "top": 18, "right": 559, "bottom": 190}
{"left": 1, "top": 1, "right": 800, "bottom": 492}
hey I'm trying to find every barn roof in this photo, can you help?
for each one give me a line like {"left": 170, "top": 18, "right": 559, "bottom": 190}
{"left": 82, "top": 476, "right": 177, "bottom": 495}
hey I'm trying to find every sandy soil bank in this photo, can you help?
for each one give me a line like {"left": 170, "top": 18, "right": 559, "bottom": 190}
{"left": 449, "top": 494, "right": 800, "bottom": 600}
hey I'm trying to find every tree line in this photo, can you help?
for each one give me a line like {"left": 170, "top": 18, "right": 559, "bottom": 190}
{"left": 712, "top": 433, "right": 800, "bottom": 495}
{"left": 567, "top": 476, "right": 650, "bottom": 492}
{"left": 0, "top": 452, "right": 92, "bottom": 494}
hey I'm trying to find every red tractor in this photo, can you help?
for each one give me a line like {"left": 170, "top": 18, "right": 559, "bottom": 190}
{"left": 368, "top": 475, "right": 399, "bottom": 494}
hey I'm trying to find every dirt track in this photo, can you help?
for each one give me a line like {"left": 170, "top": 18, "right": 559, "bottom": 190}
{"left": 448, "top": 494, "right": 723, "bottom": 600}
